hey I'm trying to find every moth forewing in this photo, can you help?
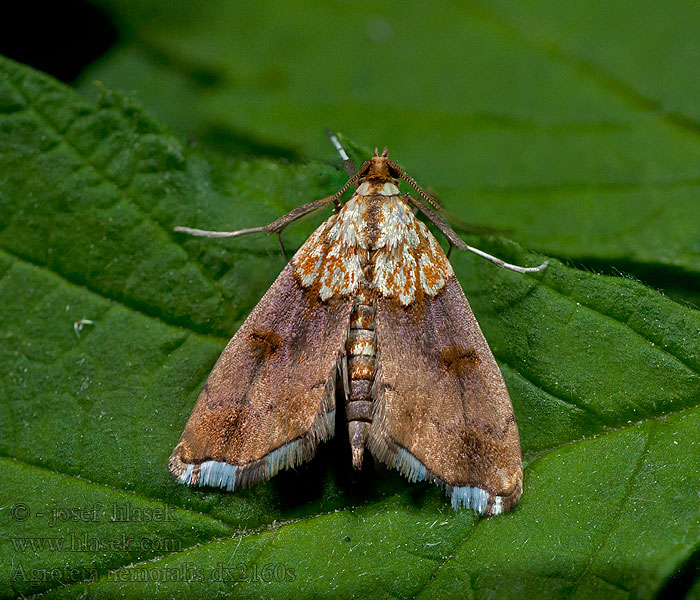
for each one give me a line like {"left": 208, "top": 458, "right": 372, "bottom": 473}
{"left": 168, "top": 260, "right": 352, "bottom": 491}
{"left": 370, "top": 276, "right": 522, "bottom": 516}
{"left": 171, "top": 145, "right": 544, "bottom": 516}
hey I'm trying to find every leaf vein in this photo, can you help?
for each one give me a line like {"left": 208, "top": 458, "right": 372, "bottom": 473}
{"left": 567, "top": 422, "right": 657, "bottom": 590}
{"left": 2, "top": 70, "right": 225, "bottom": 320}
{"left": 467, "top": 0, "right": 700, "bottom": 138}
{"left": 497, "top": 357, "right": 605, "bottom": 424}
{"left": 530, "top": 272, "right": 699, "bottom": 377}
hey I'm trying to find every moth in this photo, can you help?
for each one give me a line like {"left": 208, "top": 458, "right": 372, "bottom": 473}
{"left": 169, "top": 134, "right": 547, "bottom": 516}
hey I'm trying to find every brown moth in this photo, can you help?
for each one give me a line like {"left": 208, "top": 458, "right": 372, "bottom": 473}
{"left": 169, "top": 135, "right": 547, "bottom": 516}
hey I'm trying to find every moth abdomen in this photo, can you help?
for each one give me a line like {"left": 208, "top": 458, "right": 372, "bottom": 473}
{"left": 345, "top": 290, "right": 376, "bottom": 469}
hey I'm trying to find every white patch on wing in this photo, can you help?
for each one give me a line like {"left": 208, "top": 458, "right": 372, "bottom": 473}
{"left": 293, "top": 195, "right": 367, "bottom": 297}
{"left": 394, "top": 448, "right": 427, "bottom": 482}
{"left": 327, "top": 196, "right": 365, "bottom": 248}
{"left": 382, "top": 445, "right": 506, "bottom": 516}
{"left": 356, "top": 181, "right": 400, "bottom": 196}
{"left": 292, "top": 192, "right": 452, "bottom": 303}
{"left": 319, "top": 253, "right": 363, "bottom": 300}
{"left": 356, "top": 181, "right": 371, "bottom": 195}
{"left": 376, "top": 197, "right": 419, "bottom": 252}
{"left": 198, "top": 460, "right": 239, "bottom": 491}
{"left": 380, "top": 182, "right": 400, "bottom": 195}
{"left": 451, "top": 486, "right": 500, "bottom": 515}
{"left": 418, "top": 252, "right": 447, "bottom": 295}
{"left": 373, "top": 195, "right": 451, "bottom": 303}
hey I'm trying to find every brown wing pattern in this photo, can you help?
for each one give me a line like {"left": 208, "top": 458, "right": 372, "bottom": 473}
{"left": 369, "top": 275, "right": 522, "bottom": 515}
{"left": 169, "top": 261, "right": 353, "bottom": 491}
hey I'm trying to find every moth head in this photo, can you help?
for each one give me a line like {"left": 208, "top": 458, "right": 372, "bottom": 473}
{"left": 359, "top": 147, "right": 402, "bottom": 184}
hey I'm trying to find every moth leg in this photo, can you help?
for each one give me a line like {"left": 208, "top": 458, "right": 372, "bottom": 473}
{"left": 175, "top": 197, "right": 330, "bottom": 239}
{"left": 418, "top": 197, "right": 547, "bottom": 273}
{"left": 175, "top": 167, "right": 365, "bottom": 243}
{"left": 277, "top": 233, "right": 288, "bottom": 261}
{"left": 326, "top": 129, "right": 358, "bottom": 182}
{"left": 389, "top": 165, "right": 548, "bottom": 273}
{"left": 465, "top": 245, "right": 549, "bottom": 273}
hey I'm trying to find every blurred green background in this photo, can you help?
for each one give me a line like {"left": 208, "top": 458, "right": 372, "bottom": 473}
{"left": 80, "top": 0, "right": 700, "bottom": 308}
{"left": 6, "top": 0, "right": 700, "bottom": 302}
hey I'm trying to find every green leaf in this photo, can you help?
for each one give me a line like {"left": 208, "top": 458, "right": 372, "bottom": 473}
{"left": 1, "top": 56, "right": 699, "bottom": 599}
{"left": 79, "top": 0, "right": 700, "bottom": 303}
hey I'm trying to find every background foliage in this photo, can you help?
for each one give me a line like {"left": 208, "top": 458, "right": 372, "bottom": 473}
{"left": 1, "top": 1, "right": 699, "bottom": 598}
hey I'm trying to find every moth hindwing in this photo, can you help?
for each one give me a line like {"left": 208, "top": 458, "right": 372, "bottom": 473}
{"left": 170, "top": 146, "right": 546, "bottom": 516}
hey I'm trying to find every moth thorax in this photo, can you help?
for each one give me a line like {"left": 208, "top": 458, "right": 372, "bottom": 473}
{"left": 355, "top": 181, "right": 400, "bottom": 196}
{"left": 345, "top": 296, "right": 376, "bottom": 469}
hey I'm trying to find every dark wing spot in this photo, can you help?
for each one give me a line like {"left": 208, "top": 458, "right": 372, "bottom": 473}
{"left": 440, "top": 345, "right": 481, "bottom": 377}
{"left": 249, "top": 329, "right": 283, "bottom": 359}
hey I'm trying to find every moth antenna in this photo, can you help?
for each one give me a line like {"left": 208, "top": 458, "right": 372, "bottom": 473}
{"left": 330, "top": 164, "right": 368, "bottom": 203}
{"left": 381, "top": 146, "right": 388, "bottom": 157}
{"left": 447, "top": 243, "right": 453, "bottom": 259}
{"left": 388, "top": 160, "right": 548, "bottom": 274}
{"left": 388, "top": 160, "right": 442, "bottom": 211}
{"left": 174, "top": 167, "right": 368, "bottom": 243}
{"left": 326, "top": 128, "right": 358, "bottom": 180}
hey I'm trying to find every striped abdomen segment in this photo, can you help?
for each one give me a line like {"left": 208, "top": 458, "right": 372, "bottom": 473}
{"left": 345, "top": 296, "right": 376, "bottom": 469}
